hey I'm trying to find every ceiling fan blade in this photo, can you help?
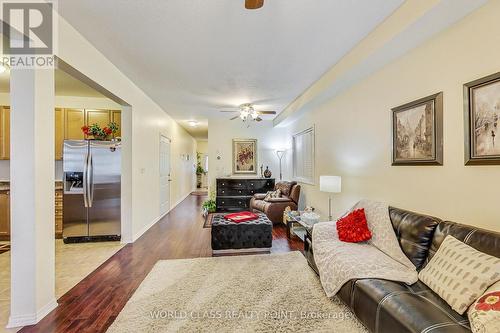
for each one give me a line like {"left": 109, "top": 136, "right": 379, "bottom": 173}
{"left": 255, "top": 117, "right": 263, "bottom": 122}
{"left": 219, "top": 110, "right": 238, "bottom": 113}
{"left": 256, "top": 111, "right": 276, "bottom": 114}
{"left": 230, "top": 116, "right": 239, "bottom": 120}
{"left": 245, "top": 0, "right": 264, "bottom": 10}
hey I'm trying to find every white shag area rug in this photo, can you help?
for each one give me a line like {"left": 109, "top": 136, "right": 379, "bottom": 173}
{"left": 107, "top": 251, "right": 367, "bottom": 333}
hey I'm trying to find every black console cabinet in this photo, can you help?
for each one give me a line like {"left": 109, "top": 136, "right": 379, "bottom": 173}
{"left": 216, "top": 178, "right": 275, "bottom": 212}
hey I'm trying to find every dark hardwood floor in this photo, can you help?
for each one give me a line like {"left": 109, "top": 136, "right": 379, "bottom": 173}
{"left": 20, "top": 193, "right": 303, "bottom": 333}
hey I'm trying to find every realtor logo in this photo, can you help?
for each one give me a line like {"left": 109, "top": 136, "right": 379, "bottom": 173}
{"left": 1, "top": 0, "right": 56, "bottom": 68}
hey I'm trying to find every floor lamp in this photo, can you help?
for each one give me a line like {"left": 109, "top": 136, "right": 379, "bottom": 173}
{"left": 276, "top": 150, "right": 285, "bottom": 180}
{"left": 319, "top": 176, "right": 341, "bottom": 221}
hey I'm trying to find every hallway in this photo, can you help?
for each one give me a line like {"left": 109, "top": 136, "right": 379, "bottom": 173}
{"left": 19, "top": 193, "right": 303, "bottom": 332}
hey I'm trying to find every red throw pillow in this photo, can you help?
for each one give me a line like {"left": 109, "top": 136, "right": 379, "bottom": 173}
{"left": 336, "top": 208, "right": 372, "bottom": 243}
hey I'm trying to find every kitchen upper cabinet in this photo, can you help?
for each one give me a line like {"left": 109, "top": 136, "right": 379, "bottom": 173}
{"left": 0, "top": 191, "right": 9, "bottom": 240}
{"left": 55, "top": 108, "right": 64, "bottom": 160}
{"left": 0, "top": 107, "right": 10, "bottom": 160}
{"left": 65, "top": 109, "right": 85, "bottom": 140}
{"left": 0, "top": 107, "right": 121, "bottom": 161}
{"left": 111, "top": 110, "right": 121, "bottom": 138}
{"left": 86, "top": 109, "right": 111, "bottom": 129}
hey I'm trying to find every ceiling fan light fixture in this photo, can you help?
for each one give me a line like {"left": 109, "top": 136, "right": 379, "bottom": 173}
{"left": 239, "top": 103, "right": 252, "bottom": 120}
{"left": 251, "top": 109, "right": 259, "bottom": 119}
{"left": 241, "top": 104, "right": 252, "bottom": 113}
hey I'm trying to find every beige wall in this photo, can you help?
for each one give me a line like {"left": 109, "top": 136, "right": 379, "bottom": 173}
{"left": 279, "top": 1, "right": 500, "bottom": 231}
{"left": 56, "top": 14, "right": 196, "bottom": 241}
{"left": 208, "top": 119, "right": 291, "bottom": 192}
{"left": 196, "top": 140, "right": 208, "bottom": 155}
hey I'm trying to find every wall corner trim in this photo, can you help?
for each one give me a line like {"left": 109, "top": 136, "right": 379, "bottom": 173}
{"left": 7, "top": 298, "right": 58, "bottom": 328}
{"left": 131, "top": 191, "right": 193, "bottom": 242}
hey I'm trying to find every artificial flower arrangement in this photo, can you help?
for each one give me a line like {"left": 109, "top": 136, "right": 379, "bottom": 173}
{"left": 81, "top": 122, "right": 119, "bottom": 140}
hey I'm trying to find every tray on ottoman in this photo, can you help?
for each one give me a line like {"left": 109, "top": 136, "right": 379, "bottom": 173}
{"left": 211, "top": 213, "right": 272, "bottom": 254}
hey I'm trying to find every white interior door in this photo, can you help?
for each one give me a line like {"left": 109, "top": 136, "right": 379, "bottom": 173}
{"left": 159, "top": 136, "right": 171, "bottom": 215}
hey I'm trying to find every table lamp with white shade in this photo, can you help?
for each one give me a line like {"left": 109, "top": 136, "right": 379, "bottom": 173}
{"left": 320, "top": 176, "right": 341, "bottom": 221}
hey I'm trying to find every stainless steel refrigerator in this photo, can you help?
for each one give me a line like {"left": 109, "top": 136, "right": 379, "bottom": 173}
{"left": 63, "top": 140, "right": 121, "bottom": 243}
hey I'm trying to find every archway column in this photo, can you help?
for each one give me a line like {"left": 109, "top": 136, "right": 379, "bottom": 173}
{"left": 7, "top": 67, "right": 57, "bottom": 328}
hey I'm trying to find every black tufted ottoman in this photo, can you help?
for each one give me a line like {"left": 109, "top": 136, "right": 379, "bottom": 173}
{"left": 211, "top": 213, "right": 272, "bottom": 254}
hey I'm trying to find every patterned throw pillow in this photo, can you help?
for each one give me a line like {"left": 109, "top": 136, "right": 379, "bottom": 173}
{"left": 336, "top": 208, "right": 372, "bottom": 243}
{"left": 468, "top": 281, "right": 500, "bottom": 333}
{"left": 264, "top": 189, "right": 281, "bottom": 202}
{"left": 418, "top": 235, "right": 500, "bottom": 314}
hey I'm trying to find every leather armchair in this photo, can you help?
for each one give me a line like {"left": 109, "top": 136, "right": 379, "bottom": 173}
{"left": 250, "top": 181, "right": 301, "bottom": 224}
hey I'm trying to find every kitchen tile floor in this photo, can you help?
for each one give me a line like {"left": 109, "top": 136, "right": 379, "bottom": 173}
{"left": 0, "top": 240, "right": 124, "bottom": 333}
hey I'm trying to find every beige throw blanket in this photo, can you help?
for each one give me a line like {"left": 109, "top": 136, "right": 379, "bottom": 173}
{"left": 313, "top": 200, "right": 418, "bottom": 297}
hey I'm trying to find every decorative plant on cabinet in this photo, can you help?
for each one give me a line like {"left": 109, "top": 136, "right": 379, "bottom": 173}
{"left": 81, "top": 122, "right": 119, "bottom": 141}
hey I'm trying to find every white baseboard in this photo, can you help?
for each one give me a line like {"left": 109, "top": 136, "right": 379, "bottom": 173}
{"left": 131, "top": 191, "right": 192, "bottom": 242}
{"left": 171, "top": 191, "right": 192, "bottom": 210}
{"left": 7, "top": 298, "right": 58, "bottom": 328}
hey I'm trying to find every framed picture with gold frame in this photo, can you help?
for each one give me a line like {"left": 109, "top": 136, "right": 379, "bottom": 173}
{"left": 232, "top": 138, "right": 257, "bottom": 174}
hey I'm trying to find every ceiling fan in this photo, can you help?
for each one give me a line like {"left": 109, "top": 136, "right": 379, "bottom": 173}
{"left": 245, "top": 0, "right": 264, "bottom": 10}
{"left": 220, "top": 103, "right": 276, "bottom": 122}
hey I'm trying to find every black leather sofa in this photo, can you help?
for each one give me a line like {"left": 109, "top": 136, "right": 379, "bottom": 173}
{"left": 305, "top": 207, "right": 500, "bottom": 333}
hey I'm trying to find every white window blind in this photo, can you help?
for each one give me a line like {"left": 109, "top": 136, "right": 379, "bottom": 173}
{"left": 292, "top": 127, "right": 315, "bottom": 184}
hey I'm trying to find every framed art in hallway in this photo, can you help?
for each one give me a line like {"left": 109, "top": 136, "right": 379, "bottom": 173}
{"left": 392, "top": 92, "right": 443, "bottom": 166}
{"left": 464, "top": 72, "right": 500, "bottom": 165}
{"left": 232, "top": 138, "right": 257, "bottom": 174}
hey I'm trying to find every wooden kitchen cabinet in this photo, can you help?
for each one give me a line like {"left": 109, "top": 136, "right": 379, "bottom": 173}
{"left": 0, "top": 107, "right": 66, "bottom": 161}
{"left": 0, "top": 107, "right": 122, "bottom": 161}
{"left": 55, "top": 189, "right": 63, "bottom": 238}
{"left": 64, "top": 108, "right": 85, "bottom": 140}
{"left": 55, "top": 108, "right": 64, "bottom": 160}
{"left": 86, "top": 109, "right": 111, "bottom": 129}
{"left": 0, "top": 107, "right": 10, "bottom": 160}
{"left": 0, "top": 191, "right": 10, "bottom": 240}
{"left": 0, "top": 188, "right": 63, "bottom": 240}
{"left": 111, "top": 110, "right": 121, "bottom": 138}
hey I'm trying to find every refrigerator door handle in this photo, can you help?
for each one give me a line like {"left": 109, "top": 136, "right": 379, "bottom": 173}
{"left": 83, "top": 150, "right": 89, "bottom": 208}
{"left": 88, "top": 152, "right": 94, "bottom": 207}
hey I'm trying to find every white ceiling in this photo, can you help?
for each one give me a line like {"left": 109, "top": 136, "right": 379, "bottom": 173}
{"left": 57, "top": 0, "right": 403, "bottom": 139}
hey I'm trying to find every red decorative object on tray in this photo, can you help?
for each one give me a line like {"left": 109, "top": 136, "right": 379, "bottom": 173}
{"left": 224, "top": 211, "right": 259, "bottom": 223}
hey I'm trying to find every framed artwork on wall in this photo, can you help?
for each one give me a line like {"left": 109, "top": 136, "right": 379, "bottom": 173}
{"left": 391, "top": 92, "right": 443, "bottom": 165}
{"left": 232, "top": 138, "right": 257, "bottom": 174}
{"left": 464, "top": 72, "right": 500, "bottom": 165}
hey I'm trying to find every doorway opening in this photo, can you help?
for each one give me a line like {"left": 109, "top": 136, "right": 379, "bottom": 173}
{"left": 195, "top": 139, "right": 208, "bottom": 193}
